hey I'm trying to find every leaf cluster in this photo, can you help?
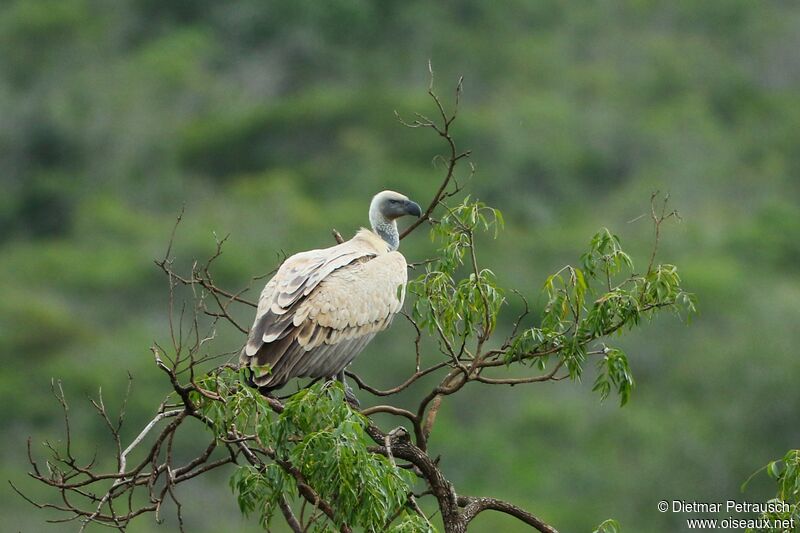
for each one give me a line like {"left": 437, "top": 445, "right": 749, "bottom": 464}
{"left": 409, "top": 197, "right": 505, "bottom": 346}
{"left": 194, "top": 372, "right": 425, "bottom": 532}
{"left": 746, "top": 450, "right": 800, "bottom": 533}
{"left": 501, "top": 225, "right": 693, "bottom": 405}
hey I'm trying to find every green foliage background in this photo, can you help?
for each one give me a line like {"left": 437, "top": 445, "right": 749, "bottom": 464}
{"left": 2, "top": 1, "right": 799, "bottom": 531}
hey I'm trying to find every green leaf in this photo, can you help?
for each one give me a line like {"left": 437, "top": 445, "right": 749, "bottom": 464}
{"left": 593, "top": 518, "right": 622, "bottom": 533}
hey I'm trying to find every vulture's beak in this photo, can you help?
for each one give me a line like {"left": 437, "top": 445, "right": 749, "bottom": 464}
{"left": 405, "top": 200, "right": 422, "bottom": 217}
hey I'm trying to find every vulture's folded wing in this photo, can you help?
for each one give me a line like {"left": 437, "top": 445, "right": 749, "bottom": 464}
{"left": 242, "top": 234, "right": 407, "bottom": 389}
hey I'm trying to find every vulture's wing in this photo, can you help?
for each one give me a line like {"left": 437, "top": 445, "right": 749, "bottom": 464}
{"left": 242, "top": 233, "right": 407, "bottom": 389}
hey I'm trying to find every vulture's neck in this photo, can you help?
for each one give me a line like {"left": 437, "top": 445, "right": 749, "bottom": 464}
{"left": 369, "top": 213, "right": 399, "bottom": 251}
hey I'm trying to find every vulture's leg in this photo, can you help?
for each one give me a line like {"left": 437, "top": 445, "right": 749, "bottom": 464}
{"left": 336, "top": 370, "right": 360, "bottom": 408}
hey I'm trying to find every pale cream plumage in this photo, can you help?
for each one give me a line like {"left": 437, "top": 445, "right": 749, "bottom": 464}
{"left": 241, "top": 191, "right": 420, "bottom": 390}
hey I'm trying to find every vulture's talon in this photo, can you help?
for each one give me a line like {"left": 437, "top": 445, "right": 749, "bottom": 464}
{"left": 335, "top": 371, "right": 360, "bottom": 407}
{"left": 344, "top": 387, "right": 361, "bottom": 408}
{"left": 388, "top": 426, "right": 410, "bottom": 442}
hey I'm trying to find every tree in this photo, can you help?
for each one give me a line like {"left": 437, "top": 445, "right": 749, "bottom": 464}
{"left": 14, "top": 74, "right": 697, "bottom": 533}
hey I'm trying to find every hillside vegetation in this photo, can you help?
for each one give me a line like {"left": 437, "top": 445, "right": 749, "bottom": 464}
{"left": 2, "top": 1, "right": 799, "bottom": 531}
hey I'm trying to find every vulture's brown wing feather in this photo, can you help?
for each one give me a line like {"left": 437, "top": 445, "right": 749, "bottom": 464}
{"left": 241, "top": 230, "right": 407, "bottom": 389}
{"left": 244, "top": 237, "right": 375, "bottom": 358}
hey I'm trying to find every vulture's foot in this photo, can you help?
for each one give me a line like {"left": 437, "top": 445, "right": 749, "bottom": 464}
{"left": 335, "top": 371, "right": 361, "bottom": 408}
{"left": 344, "top": 387, "right": 361, "bottom": 408}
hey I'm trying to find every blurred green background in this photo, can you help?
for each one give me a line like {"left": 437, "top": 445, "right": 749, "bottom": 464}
{"left": 2, "top": 1, "right": 799, "bottom": 531}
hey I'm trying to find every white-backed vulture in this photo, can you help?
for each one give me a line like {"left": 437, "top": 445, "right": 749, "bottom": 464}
{"left": 240, "top": 190, "right": 422, "bottom": 392}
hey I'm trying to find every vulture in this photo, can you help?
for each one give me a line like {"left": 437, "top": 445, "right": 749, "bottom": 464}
{"left": 240, "top": 190, "right": 422, "bottom": 394}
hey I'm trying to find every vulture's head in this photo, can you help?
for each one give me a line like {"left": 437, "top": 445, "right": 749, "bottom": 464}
{"left": 370, "top": 190, "right": 422, "bottom": 221}
{"left": 369, "top": 190, "right": 422, "bottom": 250}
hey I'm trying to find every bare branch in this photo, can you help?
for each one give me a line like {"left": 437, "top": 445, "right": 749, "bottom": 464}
{"left": 279, "top": 495, "right": 303, "bottom": 533}
{"left": 398, "top": 64, "right": 469, "bottom": 241}
{"left": 645, "top": 191, "right": 680, "bottom": 276}
{"left": 473, "top": 361, "right": 565, "bottom": 386}
{"left": 360, "top": 405, "right": 418, "bottom": 425}
{"left": 118, "top": 410, "right": 183, "bottom": 475}
{"left": 459, "top": 495, "right": 559, "bottom": 533}
{"left": 346, "top": 361, "right": 448, "bottom": 397}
